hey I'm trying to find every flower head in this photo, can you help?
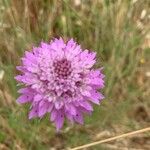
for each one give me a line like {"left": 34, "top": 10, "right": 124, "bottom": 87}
{"left": 15, "top": 38, "right": 104, "bottom": 130}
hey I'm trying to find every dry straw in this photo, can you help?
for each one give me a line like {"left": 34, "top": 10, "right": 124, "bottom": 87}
{"left": 70, "top": 127, "right": 150, "bottom": 150}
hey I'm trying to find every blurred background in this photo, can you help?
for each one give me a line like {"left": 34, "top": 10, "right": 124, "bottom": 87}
{"left": 0, "top": 0, "right": 150, "bottom": 149}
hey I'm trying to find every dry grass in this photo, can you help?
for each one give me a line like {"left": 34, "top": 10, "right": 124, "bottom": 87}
{"left": 0, "top": 0, "right": 149, "bottom": 149}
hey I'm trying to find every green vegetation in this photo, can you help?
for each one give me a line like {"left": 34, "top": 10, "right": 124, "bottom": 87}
{"left": 0, "top": 0, "right": 149, "bottom": 149}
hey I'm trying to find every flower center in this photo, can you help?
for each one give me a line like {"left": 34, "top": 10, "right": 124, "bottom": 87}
{"left": 53, "top": 59, "right": 72, "bottom": 79}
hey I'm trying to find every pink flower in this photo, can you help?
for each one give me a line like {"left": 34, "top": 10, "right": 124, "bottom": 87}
{"left": 15, "top": 38, "right": 104, "bottom": 131}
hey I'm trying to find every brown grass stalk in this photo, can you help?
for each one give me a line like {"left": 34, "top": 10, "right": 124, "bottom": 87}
{"left": 70, "top": 127, "right": 150, "bottom": 150}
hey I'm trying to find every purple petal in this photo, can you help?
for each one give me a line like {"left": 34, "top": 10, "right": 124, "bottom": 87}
{"left": 38, "top": 102, "right": 49, "bottom": 117}
{"left": 34, "top": 94, "right": 42, "bottom": 102}
{"left": 17, "top": 95, "right": 32, "bottom": 104}
{"left": 18, "top": 87, "right": 32, "bottom": 94}
{"left": 78, "top": 106, "right": 92, "bottom": 115}
{"left": 54, "top": 110, "right": 64, "bottom": 131}
{"left": 16, "top": 66, "right": 26, "bottom": 72}
{"left": 54, "top": 101, "right": 63, "bottom": 110}
{"left": 15, "top": 75, "right": 23, "bottom": 82}
{"left": 50, "top": 109, "right": 57, "bottom": 121}
{"left": 88, "top": 90, "right": 104, "bottom": 104}
{"left": 79, "top": 101, "right": 93, "bottom": 111}
{"left": 47, "top": 103, "right": 54, "bottom": 112}
{"left": 29, "top": 106, "right": 38, "bottom": 119}
{"left": 74, "top": 111, "right": 83, "bottom": 124}
{"left": 65, "top": 111, "right": 74, "bottom": 123}
{"left": 65, "top": 104, "right": 77, "bottom": 115}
